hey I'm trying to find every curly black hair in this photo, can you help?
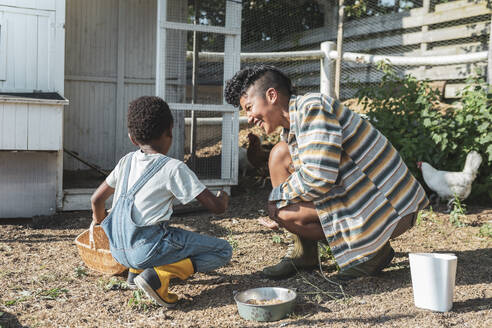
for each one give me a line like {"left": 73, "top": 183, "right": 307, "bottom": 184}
{"left": 127, "top": 96, "right": 173, "bottom": 144}
{"left": 224, "top": 65, "right": 293, "bottom": 107}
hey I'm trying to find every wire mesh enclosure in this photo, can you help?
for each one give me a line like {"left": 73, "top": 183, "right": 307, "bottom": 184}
{"left": 183, "top": 110, "right": 227, "bottom": 180}
{"left": 239, "top": 0, "right": 490, "bottom": 101}
{"left": 241, "top": 0, "right": 326, "bottom": 95}
{"left": 156, "top": 0, "right": 241, "bottom": 186}
{"left": 340, "top": 0, "right": 490, "bottom": 100}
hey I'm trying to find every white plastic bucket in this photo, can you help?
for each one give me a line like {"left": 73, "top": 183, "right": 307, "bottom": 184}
{"left": 409, "top": 253, "right": 457, "bottom": 312}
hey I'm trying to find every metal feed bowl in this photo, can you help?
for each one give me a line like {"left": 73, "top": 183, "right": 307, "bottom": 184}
{"left": 234, "top": 287, "right": 297, "bottom": 322}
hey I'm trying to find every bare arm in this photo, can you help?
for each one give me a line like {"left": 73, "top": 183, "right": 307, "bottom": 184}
{"left": 90, "top": 181, "right": 115, "bottom": 224}
{"left": 196, "top": 189, "right": 229, "bottom": 214}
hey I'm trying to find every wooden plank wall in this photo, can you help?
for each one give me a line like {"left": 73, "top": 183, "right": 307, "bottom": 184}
{"left": 0, "top": 4, "right": 56, "bottom": 91}
{"left": 243, "top": 0, "right": 491, "bottom": 100}
{"left": 0, "top": 151, "right": 57, "bottom": 218}
{"left": 64, "top": 0, "right": 186, "bottom": 170}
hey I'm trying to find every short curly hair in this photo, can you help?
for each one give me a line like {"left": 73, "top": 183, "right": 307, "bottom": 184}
{"left": 127, "top": 96, "right": 173, "bottom": 144}
{"left": 224, "top": 65, "right": 293, "bottom": 107}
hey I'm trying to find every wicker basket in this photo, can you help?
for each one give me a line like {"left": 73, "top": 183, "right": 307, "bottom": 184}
{"left": 75, "top": 221, "right": 127, "bottom": 275}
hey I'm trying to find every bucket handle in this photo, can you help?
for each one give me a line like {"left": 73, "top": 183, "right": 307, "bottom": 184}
{"left": 88, "top": 221, "right": 97, "bottom": 250}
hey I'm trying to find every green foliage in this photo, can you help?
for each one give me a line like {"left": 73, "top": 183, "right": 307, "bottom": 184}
{"left": 37, "top": 288, "right": 69, "bottom": 300}
{"left": 3, "top": 297, "right": 28, "bottom": 307}
{"left": 271, "top": 234, "right": 283, "bottom": 244}
{"left": 226, "top": 229, "right": 238, "bottom": 251}
{"left": 128, "top": 290, "right": 154, "bottom": 312}
{"left": 449, "top": 195, "right": 466, "bottom": 228}
{"left": 452, "top": 74, "right": 492, "bottom": 202}
{"left": 416, "top": 207, "right": 437, "bottom": 225}
{"left": 73, "top": 266, "right": 88, "bottom": 278}
{"left": 356, "top": 63, "right": 492, "bottom": 203}
{"left": 344, "top": 0, "right": 452, "bottom": 20}
{"left": 187, "top": 0, "right": 323, "bottom": 50}
{"left": 98, "top": 277, "right": 130, "bottom": 291}
{"left": 318, "top": 243, "right": 340, "bottom": 272}
{"left": 478, "top": 223, "right": 492, "bottom": 238}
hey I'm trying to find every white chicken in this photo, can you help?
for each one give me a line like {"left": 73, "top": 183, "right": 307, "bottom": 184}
{"left": 418, "top": 150, "right": 482, "bottom": 211}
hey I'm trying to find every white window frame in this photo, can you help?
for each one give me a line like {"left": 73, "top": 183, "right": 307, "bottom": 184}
{"left": 0, "top": 12, "right": 7, "bottom": 81}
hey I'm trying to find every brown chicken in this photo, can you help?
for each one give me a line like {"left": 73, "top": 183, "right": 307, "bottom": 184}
{"left": 247, "top": 133, "right": 271, "bottom": 187}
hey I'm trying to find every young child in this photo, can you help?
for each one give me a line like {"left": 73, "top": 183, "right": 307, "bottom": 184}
{"left": 91, "top": 96, "right": 232, "bottom": 307}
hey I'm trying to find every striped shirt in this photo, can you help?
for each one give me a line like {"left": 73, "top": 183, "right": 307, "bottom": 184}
{"left": 269, "top": 93, "right": 429, "bottom": 269}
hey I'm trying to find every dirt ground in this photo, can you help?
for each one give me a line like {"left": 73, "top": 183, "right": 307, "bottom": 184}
{"left": 0, "top": 174, "right": 491, "bottom": 328}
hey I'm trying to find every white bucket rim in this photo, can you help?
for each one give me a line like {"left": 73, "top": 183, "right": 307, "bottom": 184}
{"left": 409, "top": 252, "right": 457, "bottom": 261}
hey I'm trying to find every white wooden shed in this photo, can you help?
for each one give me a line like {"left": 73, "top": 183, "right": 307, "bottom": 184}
{"left": 0, "top": 0, "right": 241, "bottom": 217}
{"left": 0, "top": 0, "right": 67, "bottom": 218}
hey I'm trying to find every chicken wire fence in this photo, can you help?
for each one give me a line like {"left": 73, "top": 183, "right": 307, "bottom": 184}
{"left": 239, "top": 0, "right": 490, "bottom": 100}
{"left": 339, "top": 0, "right": 491, "bottom": 100}
{"left": 169, "top": 0, "right": 491, "bottom": 103}
{"left": 164, "top": 0, "right": 490, "bottom": 181}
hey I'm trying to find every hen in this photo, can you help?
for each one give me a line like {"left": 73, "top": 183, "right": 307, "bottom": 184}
{"left": 246, "top": 132, "right": 271, "bottom": 187}
{"left": 238, "top": 146, "right": 252, "bottom": 177}
{"left": 418, "top": 150, "right": 482, "bottom": 211}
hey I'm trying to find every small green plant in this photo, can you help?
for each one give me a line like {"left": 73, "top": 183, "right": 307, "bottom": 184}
{"left": 128, "top": 290, "right": 154, "bottom": 312}
{"left": 3, "top": 296, "right": 28, "bottom": 306}
{"left": 478, "top": 223, "right": 492, "bottom": 238}
{"left": 74, "top": 266, "right": 88, "bottom": 278}
{"left": 416, "top": 207, "right": 437, "bottom": 225}
{"left": 449, "top": 195, "right": 466, "bottom": 228}
{"left": 98, "top": 277, "right": 129, "bottom": 291}
{"left": 227, "top": 236, "right": 238, "bottom": 251}
{"left": 226, "top": 229, "right": 238, "bottom": 251}
{"left": 271, "top": 235, "right": 282, "bottom": 244}
{"left": 37, "top": 288, "right": 68, "bottom": 300}
{"left": 318, "top": 243, "right": 339, "bottom": 271}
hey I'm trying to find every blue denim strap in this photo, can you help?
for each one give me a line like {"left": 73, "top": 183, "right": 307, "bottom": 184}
{"left": 121, "top": 152, "right": 135, "bottom": 195}
{"left": 125, "top": 154, "right": 171, "bottom": 197}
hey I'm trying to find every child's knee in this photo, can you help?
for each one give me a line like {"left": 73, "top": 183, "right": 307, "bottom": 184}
{"left": 222, "top": 240, "right": 233, "bottom": 263}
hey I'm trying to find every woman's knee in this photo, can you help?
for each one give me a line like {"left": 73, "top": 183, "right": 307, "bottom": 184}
{"left": 277, "top": 202, "right": 319, "bottom": 226}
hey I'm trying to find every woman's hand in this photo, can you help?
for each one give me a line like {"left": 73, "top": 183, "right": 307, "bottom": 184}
{"left": 258, "top": 217, "right": 280, "bottom": 230}
{"left": 258, "top": 201, "right": 282, "bottom": 230}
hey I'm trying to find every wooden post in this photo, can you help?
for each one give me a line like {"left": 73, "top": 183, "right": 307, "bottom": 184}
{"left": 223, "top": 0, "right": 242, "bottom": 184}
{"left": 115, "top": 0, "right": 126, "bottom": 163}
{"left": 155, "top": 0, "right": 167, "bottom": 99}
{"left": 190, "top": 0, "right": 201, "bottom": 171}
{"left": 320, "top": 41, "right": 336, "bottom": 97}
{"left": 334, "top": 0, "right": 344, "bottom": 99}
{"left": 488, "top": 14, "right": 492, "bottom": 85}
{"left": 55, "top": 0, "right": 66, "bottom": 210}
{"left": 420, "top": 0, "right": 431, "bottom": 82}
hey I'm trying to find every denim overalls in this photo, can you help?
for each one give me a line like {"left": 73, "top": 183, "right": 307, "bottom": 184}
{"left": 102, "top": 152, "right": 232, "bottom": 272}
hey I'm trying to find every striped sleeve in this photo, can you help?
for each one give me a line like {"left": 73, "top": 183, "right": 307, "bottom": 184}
{"left": 269, "top": 96, "right": 342, "bottom": 205}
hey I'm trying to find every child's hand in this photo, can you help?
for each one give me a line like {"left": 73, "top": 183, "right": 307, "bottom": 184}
{"left": 216, "top": 190, "right": 229, "bottom": 210}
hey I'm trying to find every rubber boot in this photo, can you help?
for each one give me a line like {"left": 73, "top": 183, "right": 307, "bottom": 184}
{"left": 336, "top": 241, "right": 395, "bottom": 281}
{"left": 262, "top": 233, "right": 319, "bottom": 280}
{"left": 127, "top": 268, "right": 143, "bottom": 289}
{"left": 134, "top": 258, "right": 195, "bottom": 307}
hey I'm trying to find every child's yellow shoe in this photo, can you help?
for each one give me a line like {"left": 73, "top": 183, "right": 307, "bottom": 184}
{"left": 134, "top": 258, "right": 194, "bottom": 307}
{"left": 127, "top": 268, "right": 143, "bottom": 289}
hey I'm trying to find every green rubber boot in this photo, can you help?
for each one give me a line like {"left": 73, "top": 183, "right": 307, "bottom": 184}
{"left": 262, "top": 233, "right": 319, "bottom": 280}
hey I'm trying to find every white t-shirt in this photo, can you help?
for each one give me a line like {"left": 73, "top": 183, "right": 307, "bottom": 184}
{"left": 106, "top": 151, "right": 206, "bottom": 226}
